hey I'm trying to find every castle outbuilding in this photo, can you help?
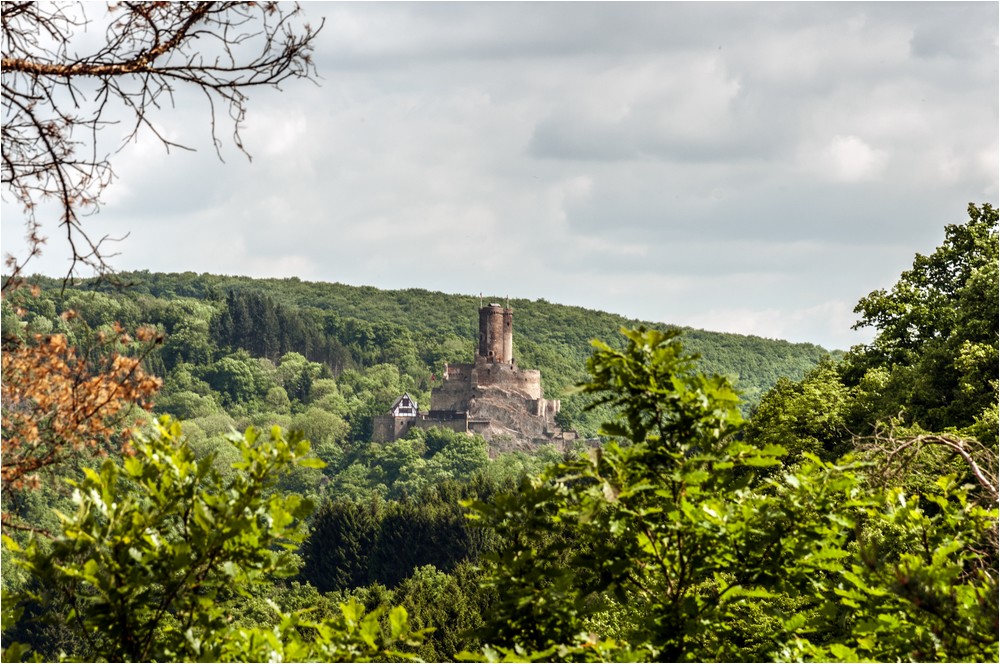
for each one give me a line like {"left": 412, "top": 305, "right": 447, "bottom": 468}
{"left": 370, "top": 393, "right": 419, "bottom": 442}
{"left": 371, "top": 302, "right": 577, "bottom": 450}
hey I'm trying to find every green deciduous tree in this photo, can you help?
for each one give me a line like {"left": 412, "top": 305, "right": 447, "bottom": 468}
{"left": 743, "top": 359, "right": 851, "bottom": 463}
{"left": 154, "top": 390, "right": 223, "bottom": 420}
{"left": 465, "top": 327, "right": 998, "bottom": 662}
{"left": 2, "top": 418, "right": 428, "bottom": 662}
{"left": 780, "top": 473, "right": 998, "bottom": 663}
{"left": 847, "top": 203, "right": 999, "bottom": 435}
{"left": 395, "top": 563, "right": 486, "bottom": 662}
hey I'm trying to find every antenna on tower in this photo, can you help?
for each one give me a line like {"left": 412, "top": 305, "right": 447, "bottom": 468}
{"left": 506, "top": 295, "right": 509, "bottom": 308}
{"left": 480, "top": 292, "right": 483, "bottom": 308}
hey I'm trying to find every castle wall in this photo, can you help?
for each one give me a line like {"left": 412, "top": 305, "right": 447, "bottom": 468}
{"left": 446, "top": 363, "right": 474, "bottom": 382}
{"left": 429, "top": 389, "right": 466, "bottom": 413}
{"left": 413, "top": 415, "right": 469, "bottom": 435}
{"left": 431, "top": 363, "right": 475, "bottom": 412}
{"left": 372, "top": 415, "right": 416, "bottom": 443}
{"left": 532, "top": 398, "right": 561, "bottom": 418}
{"left": 473, "top": 358, "right": 542, "bottom": 400}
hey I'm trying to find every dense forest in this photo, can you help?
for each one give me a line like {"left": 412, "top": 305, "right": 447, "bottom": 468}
{"left": 2, "top": 203, "right": 996, "bottom": 662}
{"left": 0, "top": 267, "right": 832, "bottom": 456}
{"left": 5, "top": 268, "right": 834, "bottom": 406}
{"left": 0, "top": 265, "right": 833, "bottom": 531}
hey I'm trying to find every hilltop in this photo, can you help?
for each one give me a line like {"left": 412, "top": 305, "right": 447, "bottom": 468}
{"left": 9, "top": 270, "right": 836, "bottom": 438}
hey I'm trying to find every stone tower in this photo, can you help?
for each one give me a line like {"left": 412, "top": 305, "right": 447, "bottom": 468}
{"left": 478, "top": 303, "right": 514, "bottom": 364}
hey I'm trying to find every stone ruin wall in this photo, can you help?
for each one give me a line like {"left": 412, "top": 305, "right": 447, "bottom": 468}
{"left": 432, "top": 360, "right": 545, "bottom": 411}
{"left": 445, "top": 363, "right": 474, "bottom": 382}
{"left": 371, "top": 415, "right": 393, "bottom": 443}
{"left": 472, "top": 357, "right": 542, "bottom": 400}
{"left": 429, "top": 363, "right": 475, "bottom": 413}
{"left": 412, "top": 416, "right": 469, "bottom": 436}
{"left": 371, "top": 415, "right": 416, "bottom": 443}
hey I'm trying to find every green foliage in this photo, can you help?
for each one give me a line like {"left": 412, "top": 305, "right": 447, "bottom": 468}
{"left": 396, "top": 427, "right": 491, "bottom": 494}
{"left": 1, "top": 419, "right": 430, "bottom": 662}
{"left": 291, "top": 407, "right": 350, "bottom": 450}
{"left": 21, "top": 270, "right": 830, "bottom": 441}
{"left": 579, "top": 327, "right": 744, "bottom": 446}
{"left": 300, "top": 498, "right": 383, "bottom": 593}
{"left": 466, "top": 327, "right": 998, "bottom": 662}
{"left": 301, "top": 476, "right": 504, "bottom": 596}
{"left": 394, "top": 563, "right": 486, "bottom": 662}
{"left": 846, "top": 202, "right": 999, "bottom": 436}
{"left": 469, "top": 328, "right": 798, "bottom": 659}
{"left": 319, "top": 426, "right": 493, "bottom": 501}
{"left": 7, "top": 205, "right": 996, "bottom": 663}
{"left": 743, "top": 359, "right": 851, "bottom": 462}
{"left": 212, "top": 289, "right": 353, "bottom": 373}
{"left": 154, "top": 389, "right": 224, "bottom": 419}
{"left": 780, "top": 476, "right": 998, "bottom": 662}
{"left": 369, "top": 496, "right": 476, "bottom": 588}
{"left": 214, "top": 598, "right": 428, "bottom": 663}
{"left": 199, "top": 350, "right": 276, "bottom": 411}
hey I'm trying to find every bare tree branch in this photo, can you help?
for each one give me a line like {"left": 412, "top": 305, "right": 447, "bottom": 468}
{"left": 857, "top": 422, "right": 999, "bottom": 504}
{"left": 2, "top": 1, "right": 323, "bottom": 293}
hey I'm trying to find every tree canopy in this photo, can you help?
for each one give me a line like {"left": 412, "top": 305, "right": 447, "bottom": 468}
{"left": 846, "top": 202, "right": 999, "bottom": 441}
{"left": 464, "top": 326, "right": 998, "bottom": 662}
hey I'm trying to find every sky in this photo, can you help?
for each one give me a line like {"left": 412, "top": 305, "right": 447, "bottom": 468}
{"left": 2, "top": 2, "right": 998, "bottom": 350}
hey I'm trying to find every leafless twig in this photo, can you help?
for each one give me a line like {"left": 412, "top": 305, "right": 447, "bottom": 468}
{"left": 857, "top": 422, "right": 998, "bottom": 504}
{"left": 2, "top": 2, "right": 323, "bottom": 293}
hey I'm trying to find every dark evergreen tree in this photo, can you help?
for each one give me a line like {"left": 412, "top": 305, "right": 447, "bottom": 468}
{"left": 369, "top": 493, "right": 479, "bottom": 587}
{"left": 299, "top": 499, "right": 382, "bottom": 593}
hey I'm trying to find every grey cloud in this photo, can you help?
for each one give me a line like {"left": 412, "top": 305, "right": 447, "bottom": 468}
{"left": 6, "top": 1, "right": 995, "bottom": 352}
{"left": 553, "top": 166, "right": 978, "bottom": 249}
{"left": 315, "top": 2, "right": 742, "bottom": 68}
{"left": 902, "top": 3, "right": 998, "bottom": 60}
{"left": 526, "top": 100, "right": 786, "bottom": 164}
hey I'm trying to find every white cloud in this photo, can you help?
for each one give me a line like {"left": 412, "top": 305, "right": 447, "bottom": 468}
{"left": 823, "top": 135, "right": 890, "bottom": 182}
{"left": 545, "top": 176, "right": 593, "bottom": 229}
{"left": 683, "top": 300, "right": 870, "bottom": 349}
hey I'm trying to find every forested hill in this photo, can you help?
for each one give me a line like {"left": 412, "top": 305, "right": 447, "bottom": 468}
{"left": 11, "top": 270, "right": 833, "bottom": 433}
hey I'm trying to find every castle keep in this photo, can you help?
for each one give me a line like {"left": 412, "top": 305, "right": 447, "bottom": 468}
{"left": 372, "top": 303, "right": 577, "bottom": 449}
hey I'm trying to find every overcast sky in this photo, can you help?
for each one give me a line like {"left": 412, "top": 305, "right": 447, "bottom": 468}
{"left": 3, "top": 2, "right": 997, "bottom": 350}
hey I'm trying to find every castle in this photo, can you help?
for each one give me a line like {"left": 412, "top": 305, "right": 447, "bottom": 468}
{"left": 371, "top": 302, "right": 577, "bottom": 450}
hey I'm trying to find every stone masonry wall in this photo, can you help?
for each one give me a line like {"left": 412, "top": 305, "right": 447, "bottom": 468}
{"left": 472, "top": 357, "right": 542, "bottom": 399}
{"left": 430, "top": 363, "right": 475, "bottom": 412}
{"left": 413, "top": 416, "right": 469, "bottom": 435}
{"left": 372, "top": 415, "right": 415, "bottom": 443}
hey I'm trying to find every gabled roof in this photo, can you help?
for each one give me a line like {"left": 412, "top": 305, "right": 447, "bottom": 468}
{"left": 388, "top": 392, "right": 418, "bottom": 416}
